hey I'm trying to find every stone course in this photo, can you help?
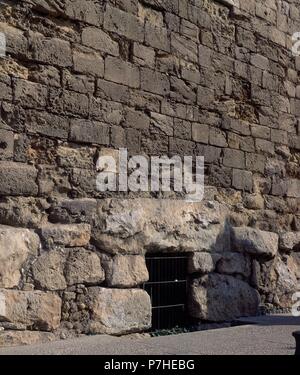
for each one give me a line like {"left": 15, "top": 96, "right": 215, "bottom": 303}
{"left": 0, "top": 0, "right": 299, "bottom": 346}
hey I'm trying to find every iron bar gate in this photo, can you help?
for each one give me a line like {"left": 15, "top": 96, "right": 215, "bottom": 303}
{"left": 143, "top": 254, "right": 188, "bottom": 331}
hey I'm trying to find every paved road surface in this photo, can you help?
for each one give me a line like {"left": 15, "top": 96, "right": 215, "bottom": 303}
{"left": 0, "top": 315, "right": 299, "bottom": 355}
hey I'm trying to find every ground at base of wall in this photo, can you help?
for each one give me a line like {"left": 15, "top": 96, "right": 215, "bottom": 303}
{"left": 0, "top": 310, "right": 293, "bottom": 348}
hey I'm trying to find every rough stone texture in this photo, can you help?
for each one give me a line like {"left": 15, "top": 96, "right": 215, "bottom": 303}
{"left": 189, "top": 274, "right": 260, "bottom": 322}
{"left": 188, "top": 252, "right": 220, "bottom": 275}
{"left": 0, "top": 198, "right": 49, "bottom": 228}
{"left": 231, "top": 227, "right": 279, "bottom": 258}
{"left": 87, "top": 287, "right": 151, "bottom": 335}
{"left": 274, "top": 256, "right": 298, "bottom": 308}
{"left": 39, "top": 224, "right": 91, "bottom": 249}
{"left": 0, "top": 226, "right": 40, "bottom": 288}
{"left": 0, "top": 0, "right": 299, "bottom": 342}
{"left": 0, "top": 290, "right": 62, "bottom": 331}
{"left": 104, "top": 255, "right": 149, "bottom": 288}
{"left": 32, "top": 251, "right": 67, "bottom": 291}
{"left": 279, "top": 232, "right": 300, "bottom": 252}
{"left": 216, "top": 253, "right": 251, "bottom": 278}
{"left": 0, "top": 162, "right": 38, "bottom": 196}
{"left": 65, "top": 248, "right": 105, "bottom": 286}
{"left": 93, "top": 199, "right": 230, "bottom": 255}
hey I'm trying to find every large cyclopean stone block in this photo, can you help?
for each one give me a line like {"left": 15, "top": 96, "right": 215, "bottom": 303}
{"left": 0, "top": 290, "right": 62, "bottom": 331}
{"left": 39, "top": 224, "right": 91, "bottom": 249}
{"left": 0, "top": 226, "right": 40, "bottom": 288}
{"left": 32, "top": 248, "right": 105, "bottom": 290}
{"left": 189, "top": 274, "right": 260, "bottom": 322}
{"left": 231, "top": 227, "right": 279, "bottom": 258}
{"left": 216, "top": 253, "right": 251, "bottom": 278}
{"left": 93, "top": 198, "right": 230, "bottom": 255}
{"left": 86, "top": 287, "right": 151, "bottom": 335}
{"left": 65, "top": 248, "right": 105, "bottom": 286}
{"left": 32, "top": 251, "right": 67, "bottom": 291}
{"left": 105, "top": 255, "right": 149, "bottom": 288}
{"left": 188, "top": 252, "right": 220, "bottom": 275}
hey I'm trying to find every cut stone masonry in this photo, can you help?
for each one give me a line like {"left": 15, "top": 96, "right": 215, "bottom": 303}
{"left": 0, "top": 0, "right": 299, "bottom": 346}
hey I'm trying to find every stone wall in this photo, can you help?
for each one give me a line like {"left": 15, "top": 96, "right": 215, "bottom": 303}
{"left": 0, "top": 0, "right": 300, "bottom": 344}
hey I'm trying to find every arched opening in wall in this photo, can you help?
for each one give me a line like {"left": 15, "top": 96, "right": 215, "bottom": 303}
{"left": 143, "top": 253, "right": 189, "bottom": 331}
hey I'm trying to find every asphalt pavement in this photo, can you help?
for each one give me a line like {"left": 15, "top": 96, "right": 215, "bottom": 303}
{"left": 0, "top": 315, "right": 299, "bottom": 355}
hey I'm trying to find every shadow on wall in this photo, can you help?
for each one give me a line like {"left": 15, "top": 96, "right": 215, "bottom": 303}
{"left": 187, "top": 217, "right": 299, "bottom": 324}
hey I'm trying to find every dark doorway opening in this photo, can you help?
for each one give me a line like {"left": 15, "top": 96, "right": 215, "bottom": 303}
{"left": 143, "top": 253, "right": 188, "bottom": 331}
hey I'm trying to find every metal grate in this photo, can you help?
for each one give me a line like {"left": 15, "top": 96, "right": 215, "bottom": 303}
{"left": 143, "top": 254, "right": 188, "bottom": 330}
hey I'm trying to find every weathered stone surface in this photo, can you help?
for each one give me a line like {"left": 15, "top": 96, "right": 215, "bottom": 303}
{"left": 287, "top": 179, "right": 300, "bottom": 198}
{"left": 0, "top": 226, "right": 40, "bottom": 288}
{"left": 39, "top": 224, "right": 91, "bottom": 249}
{"left": 188, "top": 253, "right": 220, "bottom": 274}
{"left": 274, "top": 256, "right": 298, "bottom": 307}
{"left": 251, "top": 258, "right": 277, "bottom": 296}
{"left": 0, "top": 0, "right": 299, "bottom": 340}
{"left": 69, "top": 119, "right": 110, "bottom": 145}
{"left": 82, "top": 27, "right": 119, "bottom": 56}
{"left": 217, "top": 253, "right": 251, "bottom": 278}
{"left": 105, "top": 255, "right": 149, "bottom": 287}
{"left": 189, "top": 274, "right": 260, "bottom": 322}
{"left": 171, "top": 32, "right": 198, "bottom": 63}
{"left": 57, "top": 146, "right": 95, "bottom": 169}
{"left": 87, "top": 288, "right": 151, "bottom": 335}
{"left": 231, "top": 227, "right": 279, "bottom": 258}
{"left": 150, "top": 112, "right": 173, "bottom": 136}
{"left": 0, "top": 128, "right": 14, "bottom": 159}
{"left": 26, "top": 110, "right": 70, "bottom": 139}
{"left": 141, "top": 68, "right": 170, "bottom": 96}
{"left": 73, "top": 48, "right": 104, "bottom": 76}
{"left": 0, "top": 198, "right": 49, "bottom": 228}
{"left": 32, "top": 251, "right": 67, "bottom": 291}
{"left": 279, "top": 232, "right": 300, "bottom": 252}
{"left": 62, "top": 71, "right": 94, "bottom": 94}
{"left": 31, "top": 35, "right": 72, "bottom": 67}
{"left": 0, "top": 290, "right": 61, "bottom": 331}
{"left": 105, "top": 57, "right": 140, "bottom": 88}
{"left": 145, "top": 23, "right": 170, "bottom": 52}
{"left": 232, "top": 169, "right": 253, "bottom": 192}
{"left": 65, "top": 248, "right": 105, "bottom": 286}
{"left": 0, "top": 330, "right": 55, "bottom": 348}
{"left": 48, "top": 199, "right": 97, "bottom": 224}
{"left": 192, "top": 123, "right": 209, "bottom": 143}
{"left": 14, "top": 79, "right": 48, "bottom": 108}
{"left": 133, "top": 43, "right": 155, "bottom": 68}
{"left": 65, "top": 0, "right": 103, "bottom": 26}
{"left": 291, "top": 253, "right": 300, "bottom": 280}
{"left": 93, "top": 199, "right": 230, "bottom": 255}
{"left": 104, "top": 5, "right": 144, "bottom": 42}
{"left": 0, "top": 162, "right": 38, "bottom": 196}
